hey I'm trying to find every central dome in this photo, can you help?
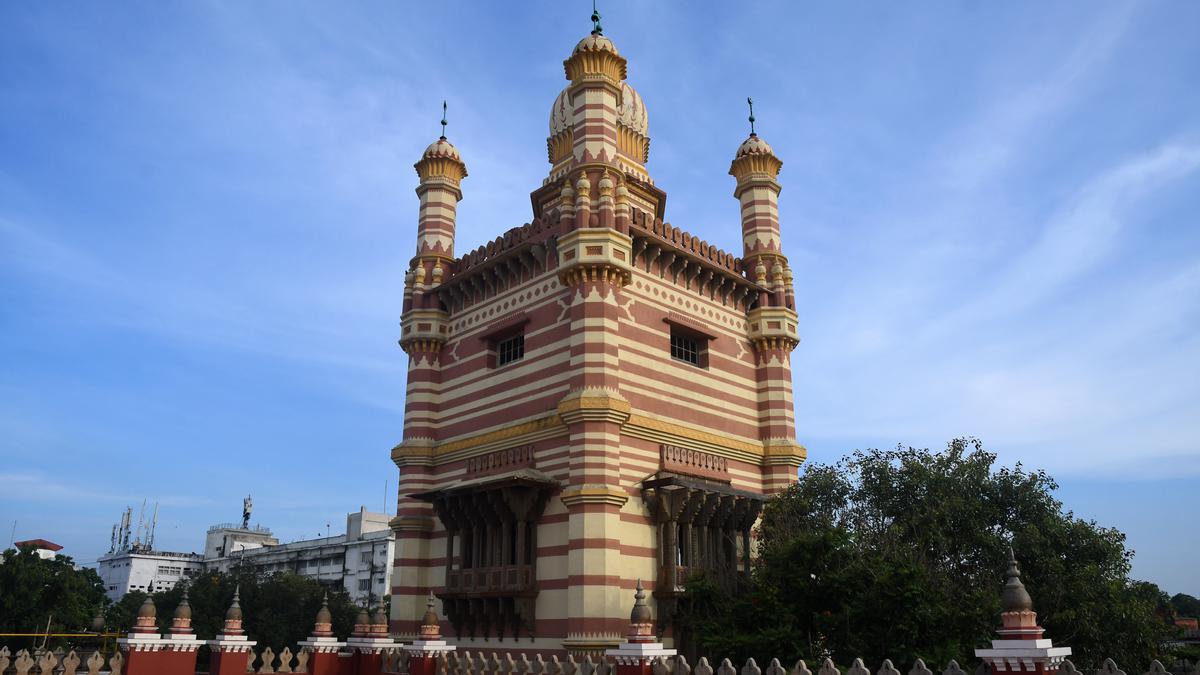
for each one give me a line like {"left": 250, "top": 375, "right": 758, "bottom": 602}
{"left": 549, "top": 81, "right": 648, "bottom": 137}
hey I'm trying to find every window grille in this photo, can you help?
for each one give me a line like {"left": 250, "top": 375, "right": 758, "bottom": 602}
{"left": 497, "top": 334, "right": 525, "bottom": 366}
{"left": 670, "top": 331, "right": 700, "bottom": 366}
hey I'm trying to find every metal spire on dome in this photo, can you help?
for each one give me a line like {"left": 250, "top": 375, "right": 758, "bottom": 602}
{"left": 747, "top": 97, "right": 757, "bottom": 136}
{"left": 1002, "top": 545, "right": 1035, "bottom": 613}
{"left": 630, "top": 578, "right": 651, "bottom": 624}
{"left": 591, "top": 0, "right": 603, "bottom": 35}
{"left": 440, "top": 101, "right": 448, "bottom": 140}
{"left": 226, "top": 584, "right": 243, "bottom": 621}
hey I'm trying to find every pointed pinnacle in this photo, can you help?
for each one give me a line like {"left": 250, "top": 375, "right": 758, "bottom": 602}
{"left": 1002, "top": 544, "right": 1034, "bottom": 612}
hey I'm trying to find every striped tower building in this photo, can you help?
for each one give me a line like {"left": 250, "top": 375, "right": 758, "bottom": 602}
{"left": 389, "top": 13, "right": 805, "bottom": 657}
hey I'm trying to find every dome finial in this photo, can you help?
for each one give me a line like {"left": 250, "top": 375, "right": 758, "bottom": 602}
{"left": 1002, "top": 544, "right": 1035, "bottom": 613}
{"left": 591, "top": 0, "right": 603, "bottom": 35}
{"left": 440, "top": 101, "right": 448, "bottom": 140}
{"left": 747, "top": 97, "right": 757, "bottom": 137}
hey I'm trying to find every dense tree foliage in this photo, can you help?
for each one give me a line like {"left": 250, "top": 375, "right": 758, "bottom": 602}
{"left": 675, "top": 440, "right": 1175, "bottom": 670}
{"left": 0, "top": 546, "right": 107, "bottom": 645}
{"left": 1172, "top": 593, "right": 1200, "bottom": 619}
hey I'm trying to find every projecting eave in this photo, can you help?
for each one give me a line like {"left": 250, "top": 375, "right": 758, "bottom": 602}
{"left": 642, "top": 472, "right": 766, "bottom": 501}
{"left": 410, "top": 468, "right": 561, "bottom": 501}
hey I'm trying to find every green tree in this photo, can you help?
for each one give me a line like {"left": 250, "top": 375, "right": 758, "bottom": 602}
{"left": 104, "top": 590, "right": 149, "bottom": 633}
{"left": 676, "top": 439, "right": 1175, "bottom": 670}
{"left": 136, "top": 567, "right": 360, "bottom": 650}
{"left": 0, "top": 546, "right": 107, "bottom": 648}
{"left": 1171, "top": 593, "right": 1200, "bottom": 618}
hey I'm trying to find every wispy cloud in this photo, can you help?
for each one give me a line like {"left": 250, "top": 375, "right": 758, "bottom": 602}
{"left": 941, "top": 141, "right": 1200, "bottom": 328}
{"left": 0, "top": 470, "right": 216, "bottom": 508}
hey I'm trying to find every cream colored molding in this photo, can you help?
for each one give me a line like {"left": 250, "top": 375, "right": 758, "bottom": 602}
{"left": 762, "top": 439, "right": 808, "bottom": 466}
{"left": 730, "top": 154, "right": 783, "bottom": 183}
{"left": 623, "top": 413, "right": 763, "bottom": 463}
{"left": 389, "top": 515, "right": 435, "bottom": 533}
{"left": 559, "top": 484, "right": 629, "bottom": 508}
{"left": 393, "top": 399, "right": 806, "bottom": 472}
{"left": 557, "top": 227, "right": 634, "bottom": 288}
{"left": 746, "top": 305, "right": 800, "bottom": 352}
{"left": 557, "top": 388, "right": 632, "bottom": 425}
{"left": 414, "top": 156, "right": 467, "bottom": 183}
{"left": 391, "top": 438, "right": 435, "bottom": 468}
{"left": 399, "top": 308, "right": 451, "bottom": 355}
{"left": 391, "top": 414, "right": 568, "bottom": 469}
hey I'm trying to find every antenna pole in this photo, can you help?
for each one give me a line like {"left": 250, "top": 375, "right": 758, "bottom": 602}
{"left": 9, "top": 520, "right": 15, "bottom": 548}
{"left": 148, "top": 503, "right": 159, "bottom": 550}
{"left": 135, "top": 499, "right": 146, "bottom": 548}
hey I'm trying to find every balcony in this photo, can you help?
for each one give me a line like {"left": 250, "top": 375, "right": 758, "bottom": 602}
{"left": 443, "top": 564, "right": 536, "bottom": 597}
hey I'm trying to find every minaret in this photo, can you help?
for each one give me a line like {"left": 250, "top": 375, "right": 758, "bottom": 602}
{"left": 729, "top": 100, "right": 804, "bottom": 492}
{"left": 394, "top": 106, "right": 467, "bottom": 627}
{"left": 553, "top": 7, "right": 641, "bottom": 178}
{"left": 730, "top": 98, "right": 788, "bottom": 306}
{"left": 407, "top": 103, "right": 467, "bottom": 315}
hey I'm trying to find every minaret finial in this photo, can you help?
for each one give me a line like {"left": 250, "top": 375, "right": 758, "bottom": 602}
{"left": 747, "top": 97, "right": 756, "bottom": 136}
{"left": 440, "top": 101, "right": 448, "bottom": 140}
{"left": 1002, "top": 544, "right": 1034, "bottom": 612}
{"left": 591, "top": 0, "right": 603, "bottom": 35}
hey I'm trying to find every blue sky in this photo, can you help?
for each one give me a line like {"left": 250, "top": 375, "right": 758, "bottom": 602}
{"left": 1, "top": 2, "right": 1197, "bottom": 595}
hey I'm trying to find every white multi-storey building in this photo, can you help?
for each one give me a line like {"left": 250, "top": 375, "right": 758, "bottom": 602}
{"left": 96, "top": 549, "right": 206, "bottom": 598}
{"left": 96, "top": 506, "right": 394, "bottom": 606}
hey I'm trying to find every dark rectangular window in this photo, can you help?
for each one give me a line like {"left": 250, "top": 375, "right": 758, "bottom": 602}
{"left": 670, "top": 331, "right": 700, "bottom": 366}
{"left": 497, "top": 334, "right": 525, "bottom": 366}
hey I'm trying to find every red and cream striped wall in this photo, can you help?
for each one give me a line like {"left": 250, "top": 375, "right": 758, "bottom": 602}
{"left": 388, "top": 26, "right": 804, "bottom": 656}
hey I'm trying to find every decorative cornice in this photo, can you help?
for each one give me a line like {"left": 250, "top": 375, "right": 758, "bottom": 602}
{"left": 729, "top": 153, "right": 783, "bottom": 183}
{"left": 556, "top": 227, "right": 635, "bottom": 289}
{"left": 391, "top": 403, "right": 806, "bottom": 472}
{"left": 559, "top": 264, "right": 631, "bottom": 288}
{"left": 624, "top": 413, "right": 763, "bottom": 462}
{"left": 557, "top": 389, "right": 632, "bottom": 425}
{"left": 415, "top": 156, "right": 467, "bottom": 183}
{"left": 763, "top": 440, "right": 808, "bottom": 466}
{"left": 390, "top": 414, "right": 567, "bottom": 468}
{"left": 389, "top": 515, "right": 435, "bottom": 533}
{"left": 747, "top": 306, "right": 800, "bottom": 354}
{"left": 560, "top": 484, "right": 629, "bottom": 508}
{"left": 661, "top": 444, "right": 730, "bottom": 481}
{"left": 465, "top": 444, "right": 535, "bottom": 475}
{"left": 563, "top": 48, "right": 627, "bottom": 86}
